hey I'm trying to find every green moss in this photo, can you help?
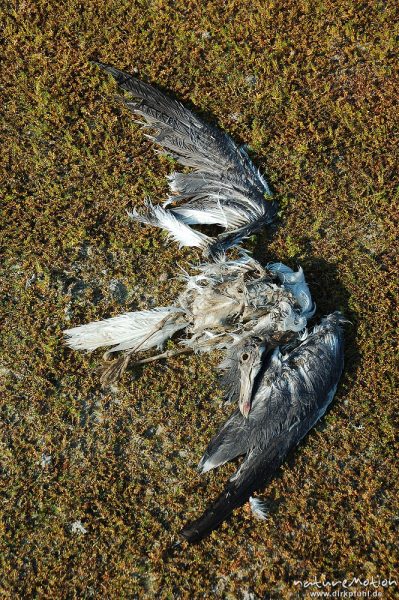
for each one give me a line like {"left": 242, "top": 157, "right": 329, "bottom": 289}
{"left": 1, "top": 0, "right": 397, "bottom": 597}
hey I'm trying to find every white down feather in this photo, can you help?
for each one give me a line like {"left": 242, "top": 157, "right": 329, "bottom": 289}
{"left": 268, "top": 263, "right": 315, "bottom": 317}
{"left": 249, "top": 496, "right": 269, "bottom": 520}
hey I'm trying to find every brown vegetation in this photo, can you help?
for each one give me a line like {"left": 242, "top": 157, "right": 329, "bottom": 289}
{"left": 1, "top": 0, "right": 397, "bottom": 597}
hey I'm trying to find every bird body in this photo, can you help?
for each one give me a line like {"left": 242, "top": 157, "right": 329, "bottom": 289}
{"left": 181, "top": 313, "right": 345, "bottom": 542}
{"left": 65, "top": 255, "right": 311, "bottom": 390}
{"left": 63, "top": 62, "right": 346, "bottom": 541}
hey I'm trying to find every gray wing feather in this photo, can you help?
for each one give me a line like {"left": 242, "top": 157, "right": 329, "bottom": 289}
{"left": 246, "top": 312, "right": 345, "bottom": 454}
{"left": 198, "top": 409, "right": 250, "bottom": 473}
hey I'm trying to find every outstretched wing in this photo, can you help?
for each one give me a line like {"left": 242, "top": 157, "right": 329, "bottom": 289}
{"left": 64, "top": 307, "right": 187, "bottom": 353}
{"left": 93, "top": 62, "right": 277, "bottom": 255}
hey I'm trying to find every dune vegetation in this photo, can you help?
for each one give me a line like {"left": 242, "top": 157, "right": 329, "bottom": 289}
{"left": 1, "top": 0, "right": 397, "bottom": 597}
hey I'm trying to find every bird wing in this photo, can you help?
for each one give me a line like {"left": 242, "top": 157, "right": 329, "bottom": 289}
{"left": 197, "top": 409, "right": 251, "bottom": 474}
{"left": 93, "top": 62, "right": 277, "bottom": 255}
{"left": 181, "top": 313, "right": 345, "bottom": 542}
{"left": 198, "top": 347, "right": 290, "bottom": 474}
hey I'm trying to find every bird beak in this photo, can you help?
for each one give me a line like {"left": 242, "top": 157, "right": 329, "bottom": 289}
{"left": 238, "top": 366, "right": 256, "bottom": 418}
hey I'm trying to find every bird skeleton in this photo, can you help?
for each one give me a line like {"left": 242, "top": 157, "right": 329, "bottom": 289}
{"left": 64, "top": 63, "right": 346, "bottom": 542}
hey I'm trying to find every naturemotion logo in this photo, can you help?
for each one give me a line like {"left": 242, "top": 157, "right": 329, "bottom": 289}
{"left": 293, "top": 576, "right": 397, "bottom": 597}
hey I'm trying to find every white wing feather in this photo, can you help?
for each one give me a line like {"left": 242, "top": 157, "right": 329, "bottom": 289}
{"left": 64, "top": 307, "right": 187, "bottom": 353}
{"left": 128, "top": 200, "right": 210, "bottom": 249}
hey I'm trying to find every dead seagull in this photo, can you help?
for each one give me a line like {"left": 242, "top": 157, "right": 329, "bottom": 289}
{"left": 63, "top": 62, "right": 346, "bottom": 539}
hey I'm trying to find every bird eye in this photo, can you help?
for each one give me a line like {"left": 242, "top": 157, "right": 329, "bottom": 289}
{"left": 241, "top": 352, "right": 249, "bottom": 362}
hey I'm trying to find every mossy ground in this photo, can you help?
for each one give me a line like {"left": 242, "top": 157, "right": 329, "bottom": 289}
{"left": 1, "top": 1, "right": 398, "bottom": 597}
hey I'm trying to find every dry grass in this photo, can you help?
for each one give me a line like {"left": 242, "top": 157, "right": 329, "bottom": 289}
{"left": 1, "top": 0, "right": 398, "bottom": 597}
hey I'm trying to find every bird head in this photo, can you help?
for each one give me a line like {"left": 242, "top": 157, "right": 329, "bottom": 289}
{"left": 237, "top": 338, "right": 265, "bottom": 418}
